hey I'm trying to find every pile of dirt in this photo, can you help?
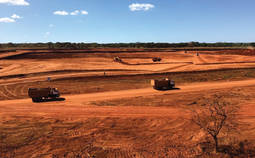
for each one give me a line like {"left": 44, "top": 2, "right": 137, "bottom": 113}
{"left": 201, "top": 49, "right": 255, "bottom": 56}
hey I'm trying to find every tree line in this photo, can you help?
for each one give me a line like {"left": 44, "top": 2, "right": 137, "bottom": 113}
{"left": 0, "top": 42, "right": 255, "bottom": 49}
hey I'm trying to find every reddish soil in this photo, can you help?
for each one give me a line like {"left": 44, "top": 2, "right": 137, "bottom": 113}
{"left": 1, "top": 49, "right": 255, "bottom": 83}
{"left": 0, "top": 80, "right": 255, "bottom": 157}
{"left": 1, "top": 48, "right": 255, "bottom": 157}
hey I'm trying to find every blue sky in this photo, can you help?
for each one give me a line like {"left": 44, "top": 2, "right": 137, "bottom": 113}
{"left": 0, "top": 0, "right": 255, "bottom": 43}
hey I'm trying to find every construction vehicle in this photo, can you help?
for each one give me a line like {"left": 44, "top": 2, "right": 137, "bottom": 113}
{"left": 28, "top": 87, "right": 60, "bottom": 102}
{"left": 113, "top": 57, "right": 122, "bottom": 62}
{"left": 151, "top": 78, "right": 175, "bottom": 90}
{"left": 152, "top": 57, "right": 162, "bottom": 62}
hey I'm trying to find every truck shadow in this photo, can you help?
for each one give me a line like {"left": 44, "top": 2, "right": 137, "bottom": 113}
{"left": 36, "top": 97, "right": 66, "bottom": 103}
{"left": 154, "top": 87, "right": 180, "bottom": 91}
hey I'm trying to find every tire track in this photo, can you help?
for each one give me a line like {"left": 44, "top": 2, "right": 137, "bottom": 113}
{"left": 119, "top": 60, "right": 192, "bottom": 66}
{"left": 13, "top": 84, "right": 27, "bottom": 98}
{"left": 0, "top": 87, "right": 13, "bottom": 100}
{"left": 0, "top": 64, "right": 22, "bottom": 74}
{"left": 196, "top": 60, "right": 255, "bottom": 65}
{"left": 13, "top": 84, "right": 21, "bottom": 96}
{"left": 0, "top": 89, "right": 10, "bottom": 100}
{"left": 126, "top": 150, "right": 136, "bottom": 158}
{"left": 3, "top": 85, "right": 17, "bottom": 98}
{"left": 160, "top": 64, "right": 192, "bottom": 72}
{"left": 21, "top": 84, "right": 27, "bottom": 95}
{"left": 194, "top": 54, "right": 207, "bottom": 64}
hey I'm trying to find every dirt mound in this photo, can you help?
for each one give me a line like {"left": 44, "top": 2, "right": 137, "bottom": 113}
{"left": 1, "top": 49, "right": 176, "bottom": 60}
{"left": 1, "top": 52, "right": 92, "bottom": 60}
{"left": 200, "top": 49, "right": 255, "bottom": 56}
{"left": 0, "top": 69, "right": 141, "bottom": 80}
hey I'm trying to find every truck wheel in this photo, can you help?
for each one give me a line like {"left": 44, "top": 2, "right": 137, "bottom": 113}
{"left": 51, "top": 97, "right": 57, "bottom": 100}
{"left": 32, "top": 98, "right": 37, "bottom": 102}
{"left": 153, "top": 86, "right": 159, "bottom": 90}
{"left": 38, "top": 97, "right": 42, "bottom": 102}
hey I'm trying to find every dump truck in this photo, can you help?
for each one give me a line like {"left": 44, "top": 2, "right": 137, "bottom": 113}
{"left": 28, "top": 87, "right": 60, "bottom": 102}
{"left": 151, "top": 78, "right": 175, "bottom": 90}
{"left": 152, "top": 57, "right": 162, "bottom": 62}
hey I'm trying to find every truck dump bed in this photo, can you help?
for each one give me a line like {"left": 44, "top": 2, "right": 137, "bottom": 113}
{"left": 28, "top": 88, "right": 52, "bottom": 98}
{"left": 151, "top": 79, "right": 175, "bottom": 90}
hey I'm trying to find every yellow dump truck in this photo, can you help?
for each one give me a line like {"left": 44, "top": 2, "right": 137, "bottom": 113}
{"left": 151, "top": 78, "right": 175, "bottom": 90}
{"left": 28, "top": 87, "right": 60, "bottom": 102}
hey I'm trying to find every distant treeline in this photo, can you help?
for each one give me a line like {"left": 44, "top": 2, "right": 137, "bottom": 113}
{"left": 0, "top": 42, "right": 255, "bottom": 49}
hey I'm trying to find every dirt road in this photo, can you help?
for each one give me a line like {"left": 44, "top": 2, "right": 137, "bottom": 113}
{"left": 1, "top": 79, "right": 255, "bottom": 105}
{"left": 61, "top": 80, "right": 249, "bottom": 104}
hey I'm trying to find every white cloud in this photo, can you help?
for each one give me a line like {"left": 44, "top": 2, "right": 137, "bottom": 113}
{"left": 44, "top": 32, "right": 50, "bottom": 38}
{"left": 54, "top": 11, "right": 69, "bottom": 16}
{"left": 129, "top": 3, "right": 154, "bottom": 11}
{"left": 0, "top": 14, "right": 23, "bottom": 23}
{"left": 70, "top": 10, "right": 79, "bottom": 16}
{"left": 54, "top": 10, "right": 88, "bottom": 16}
{"left": 11, "top": 14, "right": 22, "bottom": 19}
{"left": 81, "top": 10, "right": 88, "bottom": 15}
{"left": 0, "top": 0, "right": 29, "bottom": 6}
{"left": 49, "top": 24, "right": 54, "bottom": 27}
{"left": 0, "top": 17, "right": 15, "bottom": 23}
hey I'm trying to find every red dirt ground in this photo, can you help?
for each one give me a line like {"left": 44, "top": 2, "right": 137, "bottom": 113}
{"left": 1, "top": 48, "right": 255, "bottom": 157}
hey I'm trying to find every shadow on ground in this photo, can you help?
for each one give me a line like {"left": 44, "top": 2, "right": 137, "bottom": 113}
{"left": 34, "top": 97, "right": 66, "bottom": 103}
{"left": 200, "top": 141, "right": 255, "bottom": 157}
{"left": 154, "top": 87, "right": 181, "bottom": 91}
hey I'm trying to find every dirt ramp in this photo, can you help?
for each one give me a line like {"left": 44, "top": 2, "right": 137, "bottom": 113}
{"left": 0, "top": 51, "right": 29, "bottom": 59}
{"left": 193, "top": 54, "right": 207, "bottom": 65}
